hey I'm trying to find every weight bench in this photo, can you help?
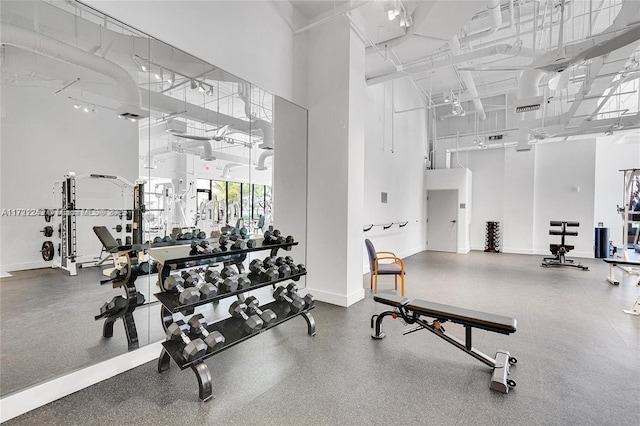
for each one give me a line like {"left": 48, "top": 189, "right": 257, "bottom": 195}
{"left": 542, "top": 221, "right": 588, "bottom": 270}
{"left": 371, "top": 294, "right": 518, "bottom": 393}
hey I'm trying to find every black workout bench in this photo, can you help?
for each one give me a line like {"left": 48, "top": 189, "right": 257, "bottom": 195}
{"left": 371, "top": 294, "right": 518, "bottom": 393}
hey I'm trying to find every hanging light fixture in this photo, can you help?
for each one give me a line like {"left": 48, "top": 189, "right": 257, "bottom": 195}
{"left": 73, "top": 102, "right": 82, "bottom": 109}
{"left": 206, "top": 85, "right": 214, "bottom": 96}
{"left": 190, "top": 79, "right": 198, "bottom": 90}
{"left": 167, "top": 71, "right": 175, "bottom": 86}
{"left": 197, "top": 82, "right": 205, "bottom": 93}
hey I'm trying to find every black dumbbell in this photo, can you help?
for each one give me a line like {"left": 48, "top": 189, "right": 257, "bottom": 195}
{"left": 236, "top": 274, "right": 252, "bottom": 289}
{"left": 204, "top": 269, "right": 221, "bottom": 284}
{"left": 246, "top": 239, "right": 257, "bottom": 248}
{"left": 286, "top": 283, "right": 315, "bottom": 308}
{"left": 163, "top": 235, "right": 172, "bottom": 242}
{"left": 164, "top": 276, "right": 200, "bottom": 305}
{"left": 263, "top": 256, "right": 277, "bottom": 268}
{"left": 187, "top": 314, "right": 225, "bottom": 351}
{"left": 166, "top": 320, "right": 208, "bottom": 361}
{"left": 273, "top": 286, "right": 305, "bottom": 313}
{"left": 153, "top": 236, "right": 163, "bottom": 243}
{"left": 229, "top": 300, "right": 263, "bottom": 333}
{"left": 219, "top": 276, "right": 238, "bottom": 293}
{"left": 282, "top": 235, "right": 295, "bottom": 251}
{"left": 182, "top": 271, "right": 217, "bottom": 299}
{"left": 190, "top": 240, "right": 210, "bottom": 255}
{"left": 196, "top": 231, "right": 207, "bottom": 239}
{"left": 219, "top": 233, "right": 230, "bottom": 247}
{"left": 221, "top": 266, "right": 237, "bottom": 278}
{"left": 231, "top": 239, "right": 247, "bottom": 250}
{"left": 245, "top": 296, "right": 277, "bottom": 326}
{"left": 249, "top": 259, "right": 278, "bottom": 283}
{"left": 277, "top": 263, "right": 291, "bottom": 279}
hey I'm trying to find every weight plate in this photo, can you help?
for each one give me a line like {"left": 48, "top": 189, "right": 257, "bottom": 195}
{"left": 41, "top": 241, "right": 54, "bottom": 261}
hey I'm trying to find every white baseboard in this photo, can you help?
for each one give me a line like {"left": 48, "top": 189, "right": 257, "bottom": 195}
{"left": 0, "top": 271, "right": 13, "bottom": 278}
{"left": 305, "top": 286, "right": 365, "bottom": 307}
{"left": 456, "top": 246, "right": 470, "bottom": 254}
{"left": 0, "top": 342, "right": 163, "bottom": 422}
{"left": 1, "top": 260, "right": 50, "bottom": 273}
{"left": 502, "top": 247, "right": 535, "bottom": 255}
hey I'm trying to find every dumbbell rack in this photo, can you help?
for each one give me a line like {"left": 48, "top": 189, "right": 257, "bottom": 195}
{"left": 147, "top": 239, "right": 316, "bottom": 401}
{"left": 484, "top": 221, "right": 501, "bottom": 253}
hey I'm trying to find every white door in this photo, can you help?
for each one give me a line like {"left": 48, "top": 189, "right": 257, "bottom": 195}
{"left": 427, "top": 190, "right": 458, "bottom": 252}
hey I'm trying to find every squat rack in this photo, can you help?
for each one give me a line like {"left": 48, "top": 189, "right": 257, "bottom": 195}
{"left": 52, "top": 172, "right": 139, "bottom": 276}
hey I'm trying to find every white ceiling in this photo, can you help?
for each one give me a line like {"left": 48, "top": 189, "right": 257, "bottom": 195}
{"left": 291, "top": 0, "right": 640, "bottom": 140}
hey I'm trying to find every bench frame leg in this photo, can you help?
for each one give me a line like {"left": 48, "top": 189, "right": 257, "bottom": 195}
{"left": 623, "top": 297, "right": 640, "bottom": 316}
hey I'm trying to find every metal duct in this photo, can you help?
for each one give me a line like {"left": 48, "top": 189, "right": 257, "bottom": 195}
{"left": 460, "top": 0, "right": 503, "bottom": 45}
{"left": 180, "top": 140, "right": 214, "bottom": 161}
{"left": 450, "top": 35, "right": 486, "bottom": 120}
{"left": 0, "top": 23, "right": 142, "bottom": 112}
{"left": 143, "top": 146, "right": 173, "bottom": 169}
{"left": 256, "top": 151, "right": 274, "bottom": 171}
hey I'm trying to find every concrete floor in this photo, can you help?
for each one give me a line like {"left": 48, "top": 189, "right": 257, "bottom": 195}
{"left": 3, "top": 251, "right": 640, "bottom": 425}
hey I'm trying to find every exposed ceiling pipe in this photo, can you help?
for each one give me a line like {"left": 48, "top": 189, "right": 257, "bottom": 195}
{"left": 0, "top": 23, "right": 142, "bottom": 112}
{"left": 447, "top": 141, "right": 518, "bottom": 153}
{"left": 450, "top": 35, "right": 486, "bottom": 120}
{"left": 222, "top": 163, "right": 241, "bottom": 179}
{"left": 237, "top": 83, "right": 274, "bottom": 149}
{"left": 143, "top": 146, "right": 173, "bottom": 169}
{"left": 255, "top": 150, "right": 274, "bottom": 171}
{"left": 179, "top": 140, "right": 214, "bottom": 161}
{"left": 367, "top": 42, "right": 535, "bottom": 85}
{"left": 460, "top": 0, "right": 503, "bottom": 45}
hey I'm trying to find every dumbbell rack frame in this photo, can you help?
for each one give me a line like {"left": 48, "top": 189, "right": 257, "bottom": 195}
{"left": 148, "top": 240, "right": 316, "bottom": 401}
{"left": 94, "top": 247, "right": 143, "bottom": 349}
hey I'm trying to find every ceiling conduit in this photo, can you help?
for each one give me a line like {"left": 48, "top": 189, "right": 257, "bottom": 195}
{"left": 450, "top": 35, "right": 486, "bottom": 120}
{"left": 0, "top": 23, "right": 141, "bottom": 110}
{"left": 367, "top": 42, "right": 535, "bottom": 85}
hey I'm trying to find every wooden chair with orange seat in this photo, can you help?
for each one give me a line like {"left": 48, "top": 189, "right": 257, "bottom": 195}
{"left": 364, "top": 238, "right": 405, "bottom": 296}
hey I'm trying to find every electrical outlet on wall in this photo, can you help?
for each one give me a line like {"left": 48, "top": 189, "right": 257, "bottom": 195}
{"left": 381, "top": 192, "right": 388, "bottom": 203}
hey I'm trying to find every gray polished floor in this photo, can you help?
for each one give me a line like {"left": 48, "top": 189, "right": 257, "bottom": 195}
{"left": 4, "top": 251, "right": 640, "bottom": 425}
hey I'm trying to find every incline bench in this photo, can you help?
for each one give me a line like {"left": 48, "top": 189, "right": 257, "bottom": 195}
{"left": 371, "top": 294, "right": 518, "bottom": 393}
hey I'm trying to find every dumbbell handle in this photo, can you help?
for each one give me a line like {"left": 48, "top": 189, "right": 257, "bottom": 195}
{"left": 194, "top": 324, "right": 213, "bottom": 337}
{"left": 179, "top": 333, "right": 191, "bottom": 346}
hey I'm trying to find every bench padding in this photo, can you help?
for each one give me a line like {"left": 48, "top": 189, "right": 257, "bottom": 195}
{"left": 374, "top": 294, "right": 409, "bottom": 307}
{"left": 407, "top": 299, "right": 517, "bottom": 334}
{"left": 603, "top": 258, "right": 640, "bottom": 266}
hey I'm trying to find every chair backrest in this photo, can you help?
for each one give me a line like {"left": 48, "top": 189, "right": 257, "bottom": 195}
{"left": 93, "top": 226, "right": 118, "bottom": 251}
{"left": 364, "top": 239, "right": 377, "bottom": 273}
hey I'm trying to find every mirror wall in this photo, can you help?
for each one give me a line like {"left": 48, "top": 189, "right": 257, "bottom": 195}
{"left": 0, "top": 0, "right": 307, "bottom": 398}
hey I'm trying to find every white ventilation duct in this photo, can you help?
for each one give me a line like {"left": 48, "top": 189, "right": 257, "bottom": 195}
{"left": 515, "top": 68, "right": 545, "bottom": 151}
{"left": 143, "top": 146, "right": 173, "bottom": 169}
{"left": 180, "top": 140, "right": 214, "bottom": 161}
{"left": 255, "top": 151, "right": 274, "bottom": 171}
{"left": 461, "top": 0, "right": 503, "bottom": 45}
{"left": 222, "top": 163, "right": 241, "bottom": 179}
{"left": 450, "top": 35, "right": 486, "bottom": 121}
{"left": 0, "top": 23, "right": 143, "bottom": 115}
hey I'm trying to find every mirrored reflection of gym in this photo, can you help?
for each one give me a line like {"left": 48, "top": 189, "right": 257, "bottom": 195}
{"left": 0, "top": 0, "right": 308, "bottom": 399}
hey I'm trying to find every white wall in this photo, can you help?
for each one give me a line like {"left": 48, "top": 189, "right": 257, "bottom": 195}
{"left": 86, "top": 0, "right": 308, "bottom": 106}
{"left": 533, "top": 139, "right": 596, "bottom": 257}
{"left": 435, "top": 136, "right": 603, "bottom": 258}
{"left": 0, "top": 84, "right": 138, "bottom": 272}
{"left": 594, "top": 134, "right": 640, "bottom": 247}
{"left": 363, "top": 78, "right": 427, "bottom": 269}
{"left": 464, "top": 149, "right": 505, "bottom": 250}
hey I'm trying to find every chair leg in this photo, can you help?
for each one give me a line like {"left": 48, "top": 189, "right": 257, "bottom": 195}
{"left": 370, "top": 275, "right": 373, "bottom": 290}
{"left": 394, "top": 275, "right": 397, "bottom": 290}
{"left": 374, "top": 273, "right": 378, "bottom": 294}
{"left": 400, "top": 274, "right": 405, "bottom": 297}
